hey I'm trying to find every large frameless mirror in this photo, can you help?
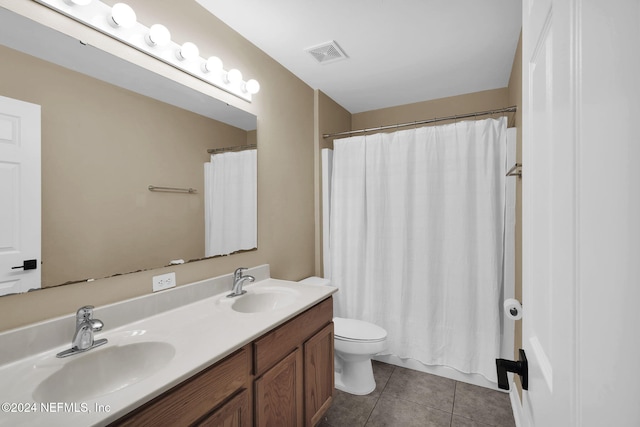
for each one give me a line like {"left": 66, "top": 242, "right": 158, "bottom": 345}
{"left": 0, "top": 6, "right": 257, "bottom": 294}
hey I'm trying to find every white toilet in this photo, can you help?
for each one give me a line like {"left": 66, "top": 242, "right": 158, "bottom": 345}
{"left": 298, "top": 277, "right": 388, "bottom": 395}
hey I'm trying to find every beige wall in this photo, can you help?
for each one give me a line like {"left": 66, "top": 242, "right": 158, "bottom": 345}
{"left": 352, "top": 88, "right": 510, "bottom": 130}
{"left": 316, "top": 90, "right": 352, "bottom": 151}
{"left": 0, "top": 0, "right": 316, "bottom": 331}
{"left": 507, "top": 31, "right": 523, "bottom": 396}
{"left": 0, "top": 45, "right": 249, "bottom": 287}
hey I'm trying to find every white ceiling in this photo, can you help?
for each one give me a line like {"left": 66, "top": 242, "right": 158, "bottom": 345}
{"left": 196, "top": 0, "right": 522, "bottom": 114}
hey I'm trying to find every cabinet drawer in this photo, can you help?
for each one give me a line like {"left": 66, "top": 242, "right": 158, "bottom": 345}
{"left": 196, "top": 389, "right": 250, "bottom": 427}
{"left": 254, "top": 296, "right": 333, "bottom": 377}
{"left": 112, "top": 345, "right": 251, "bottom": 427}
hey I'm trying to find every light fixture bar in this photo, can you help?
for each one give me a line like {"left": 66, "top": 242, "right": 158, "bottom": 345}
{"left": 33, "top": 0, "right": 258, "bottom": 102}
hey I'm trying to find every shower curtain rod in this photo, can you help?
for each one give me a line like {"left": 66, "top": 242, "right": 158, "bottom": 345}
{"left": 207, "top": 144, "right": 257, "bottom": 154}
{"left": 322, "top": 105, "right": 517, "bottom": 139}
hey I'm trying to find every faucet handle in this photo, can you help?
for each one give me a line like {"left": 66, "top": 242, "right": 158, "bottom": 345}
{"left": 76, "top": 305, "right": 95, "bottom": 323}
{"left": 234, "top": 267, "right": 247, "bottom": 278}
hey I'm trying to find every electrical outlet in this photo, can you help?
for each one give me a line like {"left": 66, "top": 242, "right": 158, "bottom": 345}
{"left": 152, "top": 272, "right": 176, "bottom": 292}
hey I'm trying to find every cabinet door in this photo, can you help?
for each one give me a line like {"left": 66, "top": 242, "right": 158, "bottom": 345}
{"left": 254, "top": 348, "right": 303, "bottom": 427}
{"left": 304, "top": 323, "right": 334, "bottom": 427}
{"left": 197, "top": 389, "right": 249, "bottom": 427}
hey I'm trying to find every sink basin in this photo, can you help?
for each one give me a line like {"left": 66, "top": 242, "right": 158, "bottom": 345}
{"left": 32, "top": 341, "right": 175, "bottom": 402}
{"left": 231, "top": 287, "right": 299, "bottom": 313}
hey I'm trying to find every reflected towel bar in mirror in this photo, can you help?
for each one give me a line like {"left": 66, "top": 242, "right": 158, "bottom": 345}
{"left": 148, "top": 185, "right": 197, "bottom": 194}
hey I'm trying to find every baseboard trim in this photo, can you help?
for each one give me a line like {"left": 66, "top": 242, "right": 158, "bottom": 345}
{"left": 509, "top": 382, "right": 524, "bottom": 427}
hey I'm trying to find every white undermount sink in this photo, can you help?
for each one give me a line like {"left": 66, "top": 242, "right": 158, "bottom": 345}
{"left": 231, "top": 287, "right": 300, "bottom": 313}
{"left": 32, "top": 341, "right": 175, "bottom": 403}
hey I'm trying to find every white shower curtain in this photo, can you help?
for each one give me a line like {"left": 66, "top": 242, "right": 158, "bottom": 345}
{"left": 204, "top": 149, "right": 257, "bottom": 257}
{"left": 329, "top": 117, "right": 507, "bottom": 382}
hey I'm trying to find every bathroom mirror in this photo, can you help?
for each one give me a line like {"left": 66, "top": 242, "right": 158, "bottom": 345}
{"left": 0, "top": 6, "right": 257, "bottom": 292}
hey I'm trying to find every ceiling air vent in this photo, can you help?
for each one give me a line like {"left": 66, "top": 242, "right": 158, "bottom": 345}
{"left": 305, "top": 40, "right": 348, "bottom": 64}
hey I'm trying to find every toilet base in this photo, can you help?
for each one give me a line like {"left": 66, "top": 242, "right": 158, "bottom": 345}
{"left": 334, "top": 355, "right": 376, "bottom": 395}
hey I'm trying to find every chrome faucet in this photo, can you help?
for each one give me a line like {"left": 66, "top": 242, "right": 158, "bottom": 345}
{"left": 56, "top": 306, "right": 108, "bottom": 358}
{"left": 227, "top": 267, "right": 255, "bottom": 298}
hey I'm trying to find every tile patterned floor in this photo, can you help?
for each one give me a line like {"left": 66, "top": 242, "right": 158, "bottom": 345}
{"left": 317, "top": 361, "right": 516, "bottom": 427}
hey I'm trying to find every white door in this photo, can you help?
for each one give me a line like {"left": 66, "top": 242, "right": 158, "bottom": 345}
{"left": 0, "top": 96, "right": 41, "bottom": 295}
{"left": 522, "top": 0, "right": 575, "bottom": 424}
{"left": 522, "top": 1, "right": 640, "bottom": 426}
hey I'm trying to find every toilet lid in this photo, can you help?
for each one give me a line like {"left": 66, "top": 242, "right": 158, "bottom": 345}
{"left": 333, "top": 317, "right": 387, "bottom": 342}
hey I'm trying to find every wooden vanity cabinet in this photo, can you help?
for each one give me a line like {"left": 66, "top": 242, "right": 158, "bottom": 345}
{"left": 111, "top": 296, "right": 334, "bottom": 427}
{"left": 253, "top": 296, "right": 334, "bottom": 427}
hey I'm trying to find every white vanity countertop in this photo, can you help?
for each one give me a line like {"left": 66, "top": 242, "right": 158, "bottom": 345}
{"left": 0, "top": 277, "right": 337, "bottom": 427}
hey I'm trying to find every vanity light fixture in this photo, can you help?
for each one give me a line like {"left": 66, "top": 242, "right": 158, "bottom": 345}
{"left": 202, "top": 56, "right": 223, "bottom": 73}
{"left": 109, "top": 3, "right": 136, "bottom": 29}
{"left": 244, "top": 79, "right": 260, "bottom": 95}
{"left": 63, "top": 0, "right": 92, "bottom": 5}
{"left": 145, "top": 24, "right": 171, "bottom": 47}
{"left": 225, "top": 68, "right": 243, "bottom": 84}
{"left": 33, "top": 0, "right": 260, "bottom": 101}
{"left": 176, "top": 42, "right": 199, "bottom": 61}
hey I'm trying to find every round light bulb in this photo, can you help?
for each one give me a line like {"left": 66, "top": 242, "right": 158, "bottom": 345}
{"left": 64, "top": 0, "right": 92, "bottom": 5}
{"left": 225, "top": 68, "right": 242, "bottom": 84}
{"left": 244, "top": 79, "right": 260, "bottom": 95}
{"left": 202, "top": 56, "right": 223, "bottom": 73}
{"left": 145, "top": 24, "right": 171, "bottom": 47}
{"left": 109, "top": 3, "right": 136, "bottom": 28}
{"left": 176, "top": 42, "right": 199, "bottom": 61}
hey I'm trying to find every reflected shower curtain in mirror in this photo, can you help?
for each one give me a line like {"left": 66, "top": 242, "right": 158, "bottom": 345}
{"left": 204, "top": 149, "right": 257, "bottom": 257}
{"left": 329, "top": 117, "right": 507, "bottom": 382}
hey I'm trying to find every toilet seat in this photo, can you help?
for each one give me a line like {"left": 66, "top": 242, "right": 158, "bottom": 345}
{"left": 334, "top": 317, "right": 387, "bottom": 343}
